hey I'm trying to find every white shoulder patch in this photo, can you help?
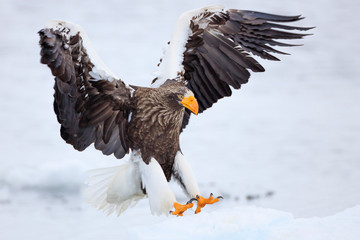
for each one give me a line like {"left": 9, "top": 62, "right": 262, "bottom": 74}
{"left": 152, "top": 5, "right": 224, "bottom": 87}
{"left": 45, "top": 20, "right": 117, "bottom": 82}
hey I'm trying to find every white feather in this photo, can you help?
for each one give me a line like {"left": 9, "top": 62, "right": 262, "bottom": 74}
{"left": 138, "top": 158, "right": 176, "bottom": 216}
{"left": 173, "top": 151, "right": 200, "bottom": 197}
{"left": 153, "top": 5, "right": 224, "bottom": 87}
{"left": 84, "top": 156, "right": 145, "bottom": 216}
{"left": 45, "top": 20, "right": 118, "bottom": 82}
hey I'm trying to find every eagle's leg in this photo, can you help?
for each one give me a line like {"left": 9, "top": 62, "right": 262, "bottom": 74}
{"left": 172, "top": 151, "right": 200, "bottom": 197}
{"left": 170, "top": 151, "right": 202, "bottom": 216}
{"left": 195, "top": 193, "right": 223, "bottom": 214}
{"left": 138, "top": 158, "right": 176, "bottom": 215}
{"left": 170, "top": 198, "right": 196, "bottom": 216}
{"left": 172, "top": 151, "right": 223, "bottom": 214}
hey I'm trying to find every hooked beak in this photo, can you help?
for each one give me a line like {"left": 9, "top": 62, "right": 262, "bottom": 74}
{"left": 180, "top": 96, "right": 199, "bottom": 115}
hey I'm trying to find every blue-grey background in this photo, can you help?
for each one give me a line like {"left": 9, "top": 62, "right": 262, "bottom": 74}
{"left": 0, "top": 0, "right": 359, "bottom": 239}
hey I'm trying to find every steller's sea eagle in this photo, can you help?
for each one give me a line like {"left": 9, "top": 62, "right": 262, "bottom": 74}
{"left": 39, "top": 5, "right": 312, "bottom": 216}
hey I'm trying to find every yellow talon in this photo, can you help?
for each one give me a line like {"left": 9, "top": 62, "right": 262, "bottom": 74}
{"left": 171, "top": 201, "right": 194, "bottom": 216}
{"left": 195, "top": 193, "right": 223, "bottom": 214}
{"left": 170, "top": 194, "right": 222, "bottom": 216}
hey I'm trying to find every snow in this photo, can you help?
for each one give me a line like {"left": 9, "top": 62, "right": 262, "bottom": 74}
{"left": 132, "top": 206, "right": 360, "bottom": 240}
{"left": 1, "top": 0, "right": 360, "bottom": 239}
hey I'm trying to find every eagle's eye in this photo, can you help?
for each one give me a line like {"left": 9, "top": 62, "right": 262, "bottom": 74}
{"left": 178, "top": 94, "right": 184, "bottom": 100}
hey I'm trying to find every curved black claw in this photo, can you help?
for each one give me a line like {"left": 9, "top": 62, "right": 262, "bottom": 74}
{"left": 211, "top": 193, "right": 223, "bottom": 200}
{"left": 187, "top": 197, "right": 198, "bottom": 204}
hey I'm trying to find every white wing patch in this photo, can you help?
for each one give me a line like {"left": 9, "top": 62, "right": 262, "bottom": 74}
{"left": 152, "top": 5, "right": 224, "bottom": 87}
{"left": 45, "top": 20, "right": 117, "bottom": 82}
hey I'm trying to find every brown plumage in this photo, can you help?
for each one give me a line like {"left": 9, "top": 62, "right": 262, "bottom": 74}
{"left": 39, "top": 27, "right": 191, "bottom": 180}
{"left": 178, "top": 9, "right": 312, "bottom": 128}
{"left": 38, "top": 6, "right": 312, "bottom": 216}
{"left": 127, "top": 82, "right": 189, "bottom": 180}
{"left": 40, "top": 28, "right": 131, "bottom": 158}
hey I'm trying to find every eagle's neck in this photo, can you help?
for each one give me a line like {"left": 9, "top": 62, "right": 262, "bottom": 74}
{"left": 127, "top": 87, "right": 185, "bottom": 179}
{"left": 132, "top": 87, "right": 184, "bottom": 130}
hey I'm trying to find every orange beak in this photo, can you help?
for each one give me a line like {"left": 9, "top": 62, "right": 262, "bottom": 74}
{"left": 180, "top": 95, "right": 199, "bottom": 115}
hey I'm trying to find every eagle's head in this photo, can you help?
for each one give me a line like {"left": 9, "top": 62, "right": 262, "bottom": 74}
{"left": 161, "top": 81, "right": 199, "bottom": 115}
{"left": 177, "top": 89, "right": 198, "bottom": 115}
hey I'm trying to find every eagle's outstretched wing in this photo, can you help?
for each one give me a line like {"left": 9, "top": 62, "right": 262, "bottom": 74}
{"left": 152, "top": 6, "right": 312, "bottom": 129}
{"left": 39, "top": 21, "right": 131, "bottom": 158}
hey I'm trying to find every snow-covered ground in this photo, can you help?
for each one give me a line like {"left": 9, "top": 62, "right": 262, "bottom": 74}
{"left": 1, "top": 0, "right": 360, "bottom": 239}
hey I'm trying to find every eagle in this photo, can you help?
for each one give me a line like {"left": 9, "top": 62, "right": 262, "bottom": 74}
{"left": 39, "top": 5, "right": 311, "bottom": 216}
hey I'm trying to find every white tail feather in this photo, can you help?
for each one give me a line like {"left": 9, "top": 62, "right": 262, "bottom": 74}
{"left": 84, "top": 162, "right": 145, "bottom": 216}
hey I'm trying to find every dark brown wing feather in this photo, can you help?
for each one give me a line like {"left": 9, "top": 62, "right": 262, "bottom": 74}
{"left": 39, "top": 27, "right": 131, "bottom": 158}
{"left": 181, "top": 9, "right": 312, "bottom": 129}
